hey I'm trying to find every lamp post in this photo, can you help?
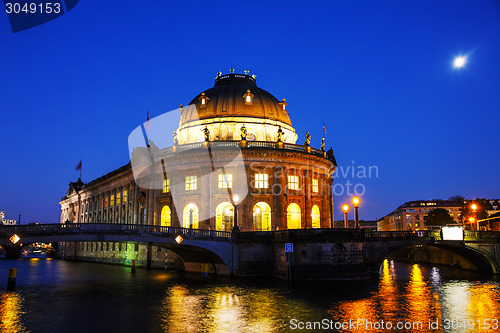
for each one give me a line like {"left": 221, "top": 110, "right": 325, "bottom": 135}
{"left": 471, "top": 203, "right": 478, "bottom": 230}
{"left": 233, "top": 195, "right": 240, "bottom": 231}
{"left": 342, "top": 204, "right": 349, "bottom": 228}
{"left": 353, "top": 197, "right": 360, "bottom": 228}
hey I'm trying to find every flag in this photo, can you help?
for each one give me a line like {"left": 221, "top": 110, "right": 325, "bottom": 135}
{"left": 75, "top": 159, "right": 82, "bottom": 171}
{"left": 323, "top": 123, "right": 327, "bottom": 135}
{"left": 146, "top": 110, "right": 150, "bottom": 131}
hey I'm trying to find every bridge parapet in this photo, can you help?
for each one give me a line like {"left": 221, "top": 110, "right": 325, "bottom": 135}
{"left": 0, "top": 223, "right": 232, "bottom": 244}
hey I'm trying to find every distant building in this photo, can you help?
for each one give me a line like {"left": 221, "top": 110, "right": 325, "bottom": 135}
{"left": 378, "top": 198, "right": 500, "bottom": 231}
{"left": 0, "top": 210, "right": 17, "bottom": 225}
{"left": 378, "top": 200, "right": 463, "bottom": 231}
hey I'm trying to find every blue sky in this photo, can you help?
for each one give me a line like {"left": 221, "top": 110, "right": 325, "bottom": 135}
{"left": 1, "top": 0, "right": 499, "bottom": 222}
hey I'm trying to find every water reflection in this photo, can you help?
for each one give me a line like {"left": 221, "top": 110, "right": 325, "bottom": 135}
{"left": 160, "top": 285, "right": 314, "bottom": 332}
{"left": 1, "top": 259, "right": 500, "bottom": 332}
{"left": 331, "top": 261, "right": 500, "bottom": 333}
{"left": 405, "top": 264, "right": 441, "bottom": 329}
{"left": 0, "top": 293, "right": 26, "bottom": 333}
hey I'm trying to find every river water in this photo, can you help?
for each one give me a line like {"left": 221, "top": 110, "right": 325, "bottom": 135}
{"left": 0, "top": 259, "right": 499, "bottom": 332}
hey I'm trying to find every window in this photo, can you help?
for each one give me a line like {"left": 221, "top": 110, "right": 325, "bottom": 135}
{"left": 243, "top": 89, "right": 253, "bottom": 105}
{"left": 255, "top": 173, "right": 268, "bottom": 188}
{"left": 123, "top": 190, "right": 127, "bottom": 203}
{"left": 116, "top": 193, "right": 121, "bottom": 205}
{"left": 185, "top": 176, "right": 197, "bottom": 191}
{"left": 110, "top": 195, "right": 114, "bottom": 206}
{"left": 163, "top": 179, "right": 170, "bottom": 193}
{"left": 312, "top": 179, "right": 318, "bottom": 193}
{"left": 199, "top": 92, "right": 209, "bottom": 108}
{"left": 279, "top": 98, "right": 287, "bottom": 111}
{"left": 288, "top": 175, "right": 299, "bottom": 190}
{"left": 104, "top": 197, "right": 108, "bottom": 208}
{"left": 218, "top": 174, "right": 232, "bottom": 188}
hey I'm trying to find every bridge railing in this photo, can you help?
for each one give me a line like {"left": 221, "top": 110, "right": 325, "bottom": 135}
{"left": 464, "top": 230, "right": 500, "bottom": 240}
{"left": 0, "top": 223, "right": 232, "bottom": 240}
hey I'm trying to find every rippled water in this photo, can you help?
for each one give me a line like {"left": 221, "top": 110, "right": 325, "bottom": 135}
{"left": 0, "top": 259, "right": 499, "bottom": 332}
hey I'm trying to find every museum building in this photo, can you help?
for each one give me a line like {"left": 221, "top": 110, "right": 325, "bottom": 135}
{"left": 59, "top": 71, "right": 337, "bottom": 265}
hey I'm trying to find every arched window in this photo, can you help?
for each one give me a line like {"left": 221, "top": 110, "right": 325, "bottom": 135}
{"left": 215, "top": 202, "right": 234, "bottom": 231}
{"left": 253, "top": 202, "right": 272, "bottom": 231}
{"left": 183, "top": 203, "right": 199, "bottom": 229}
{"left": 161, "top": 206, "right": 171, "bottom": 227}
{"left": 287, "top": 203, "right": 301, "bottom": 229}
{"left": 311, "top": 205, "right": 320, "bottom": 228}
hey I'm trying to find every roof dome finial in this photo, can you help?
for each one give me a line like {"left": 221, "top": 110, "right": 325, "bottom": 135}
{"left": 244, "top": 69, "right": 249, "bottom": 75}
{"left": 230, "top": 68, "right": 235, "bottom": 74}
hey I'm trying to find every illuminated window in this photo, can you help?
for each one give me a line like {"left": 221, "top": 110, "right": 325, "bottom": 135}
{"left": 199, "top": 92, "right": 209, "bottom": 108}
{"left": 279, "top": 98, "right": 287, "bottom": 111}
{"left": 243, "top": 89, "right": 254, "bottom": 105}
{"left": 100, "top": 198, "right": 103, "bottom": 209}
{"left": 110, "top": 195, "right": 114, "bottom": 206}
{"left": 218, "top": 174, "right": 232, "bottom": 188}
{"left": 312, "top": 179, "right": 318, "bottom": 193}
{"left": 116, "top": 193, "right": 121, "bottom": 205}
{"left": 163, "top": 179, "right": 170, "bottom": 193}
{"left": 123, "top": 190, "right": 127, "bottom": 203}
{"left": 185, "top": 176, "right": 197, "bottom": 191}
{"left": 104, "top": 197, "right": 108, "bottom": 208}
{"left": 254, "top": 173, "right": 268, "bottom": 189}
{"left": 161, "top": 206, "right": 171, "bottom": 227}
{"left": 288, "top": 175, "right": 298, "bottom": 190}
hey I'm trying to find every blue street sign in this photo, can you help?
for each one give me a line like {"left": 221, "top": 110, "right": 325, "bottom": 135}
{"left": 285, "top": 243, "right": 293, "bottom": 253}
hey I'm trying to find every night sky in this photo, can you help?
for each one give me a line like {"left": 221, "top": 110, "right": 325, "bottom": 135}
{"left": 1, "top": 0, "right": 499, "bottom": 223}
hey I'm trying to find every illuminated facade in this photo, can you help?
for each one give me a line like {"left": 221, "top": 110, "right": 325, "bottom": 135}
{"left": 378, "top": 200, "right": 463, "bottom": 231}
{"left": 0, "top": 210, "right": 16, "bottom": 225}
{"left": 60, "top": 72, "right": 337, "bottom": 234}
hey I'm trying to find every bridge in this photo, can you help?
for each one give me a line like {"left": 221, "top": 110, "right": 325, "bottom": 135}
{"left": 1, "top": 224, "right": 500, "bottom": 280}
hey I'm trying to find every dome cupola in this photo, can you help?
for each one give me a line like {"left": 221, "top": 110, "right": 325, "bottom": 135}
{"left": 176, "top": 70, "right": 297, "bottom": 144}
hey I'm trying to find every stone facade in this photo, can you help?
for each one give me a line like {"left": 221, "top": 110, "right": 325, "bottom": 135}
{"left": 59, "top": 71, "right": 337, "bottom": 271}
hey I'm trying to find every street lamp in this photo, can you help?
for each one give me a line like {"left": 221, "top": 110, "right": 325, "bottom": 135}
{"left": 353, "top": 197, "right": 360, "bottom": 228}
{"left": 471, "top": 203, "right": 478, "bottom": 230}
{"left": 342, "top": 205, "right": 349, "bottom": 228}
{"left": 233, "top": 195, "right": 240, "bottom": 231}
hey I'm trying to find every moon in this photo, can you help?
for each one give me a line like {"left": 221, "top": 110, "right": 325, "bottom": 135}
{"left": 453, "top": 56, "right": 466, "bottom": 69}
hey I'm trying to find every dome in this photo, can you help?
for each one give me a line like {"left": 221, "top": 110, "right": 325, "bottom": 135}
{"left": 179, "top": 73, "right": 292, "bottom": 127}
{"left": 176, "top": 72, "right": 297, "bottom": 144}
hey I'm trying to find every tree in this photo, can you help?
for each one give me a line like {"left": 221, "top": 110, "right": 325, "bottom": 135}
{"left": 424, "top": 208, "right": 454, "bottom": 227}
{"left": 449, "top": 195, "right": 465, "bottom": 202}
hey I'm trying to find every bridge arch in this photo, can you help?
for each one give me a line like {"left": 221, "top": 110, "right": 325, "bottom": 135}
{"left": 373, "top": 243, "right": 500, "bottom": 275}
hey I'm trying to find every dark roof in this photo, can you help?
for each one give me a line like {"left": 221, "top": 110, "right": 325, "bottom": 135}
{"left": 180, "top": 73, "right": 292, "bottom": 127}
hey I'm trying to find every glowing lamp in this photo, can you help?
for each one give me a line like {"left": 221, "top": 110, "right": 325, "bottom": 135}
{"left": 175, "top": 235, "right": 184, "bottom": 244}
{"left": 10, "top": 234, "right": 20, "bottom": 244}
{"left": 471, "top": 204, "right": 477, "bottom": 211}
{"left": 342, "top": 204, "right": 349, "bottom": 212}
{"left": 233, "top": 195, "right": 239, "bottom": 204}
{"left": 353, "top": 197, "right": 360, "bottom": 207}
